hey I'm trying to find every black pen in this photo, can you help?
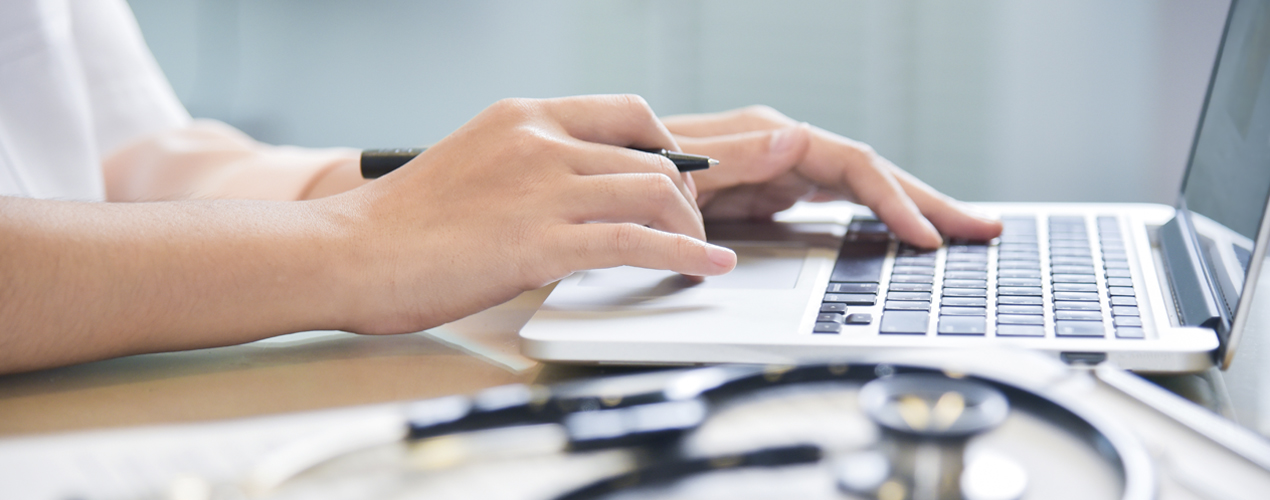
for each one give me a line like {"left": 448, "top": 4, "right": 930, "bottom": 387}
{"left": 360, "top": 147, "right": 718, "bottom": 179}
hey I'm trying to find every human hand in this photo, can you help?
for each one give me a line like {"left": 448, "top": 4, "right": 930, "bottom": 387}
{"left": 663, "top": 106, "right": 1002, "bottom": 248}
{"left": 320, "top": 95, "right": 737, "bottom": 335}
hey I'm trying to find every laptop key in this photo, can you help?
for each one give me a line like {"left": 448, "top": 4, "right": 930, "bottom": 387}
{"left": 896, "top": 246, "right": 935, "bottom": 257}
{"left": 831, "top": 241, "right": 888, "bottom": 283}
{"left": 998, "top": 304, "right": 1043, "bottom": 315}
{"left": 998, "top": 278, "right": 1042, "bottom": 287}
{"left": 1106, "top": 277, "right": 1134, "bottom": 287}
{"left": 824, "top": 293, "right": 876, "bottom": 305}
{"left": 939, "top": 315, "right": 986, "bottom": 335}
{"left": 817, "top": 313, "right": 844, "bottom": 323}
{"left": 944, "top": 279, "right": 988, "bottom": 289}
{"left": 891, "top": 274, "right": 935, "bottom": 283}
{"left": 1055, "top": 310, "right": 1103, "bottom": 321}
{"left": 1108, "top": 287, "right": 1135, "bottom": 296}
{"left": 1053, "top": 283, "right": 1098, "bottom": 292}
{"left": 1103, "top": 250, "right": 1128, "bottom": 260}
{"left": 998, "top": 260, "right": 1042, "bottom": 269}
{"left": 998, "top": 243, "right": 1039, "bottom": 252}
{"left": 813, "top": 322, "right": 842, "bottom": 334}
{"left": 891, "top": 266, "right": 936, "bottom": 275}
{"left": 945, "top": 271, "right": 988, "bottom": 280}
{"left": 1054, "top": 300, "right": 1101, "bottom": 311}
{"left": 1112, "top": 306, "right": 1140, "bottom": 316}
{"left": 946, "top": 261, "right": 988, "bottom": 271}
{"left": 947, "top": 253, "right": 989, "bottom": 262}
{"left": 941, "top": 306, "right": 987, "bottom": 316}
{"left": 997, "top": 295, "right": 1043, "bottom": 305}
{"left": 1054, "top": 292, "right": 1099, "bottom": 301}
{"left": 845, "top": 313, "right": 873, "bottom": 325}
{"left": 999, "top": 269, "right": 1041, "bottom": 279}
{"left": 1051, "top": 247, "right": 1092, "bottom": 257}
{"left": 1104, "top": 260, "right": 1131, "bottom": 269}
{"left": 885, "top": 300, "right": 930, "bottom": 311}
{"left": 880, "top": 311, "right": 929, "bottom": 334}
{"left": 1105, "top": 268, "right": 1132, "bottom": 278}
{"left": 1050, "top": 256, "right": 1094, "bottom": 266}
{"left": 1052, "top": 265, "right": 1097, "bottom": 275}
{"left": 942, "top": 296, "right": 987, "bottom": 306}
{"left": 997, "top": 286, "right": 1043, "bottom": 296}
{"left": 942, "top": 288, "right": 987, "bottom": 297}
{"left": 999, "top": 251, "right": 1041, "bottom": 261}
{"left": 888, "top": 291, "right": 932, "bottom": 301}
{"left": 820, "top": 303, "right": 847, "bottom": 313}
{"left": 1116, "top": 327, "right": 1145, "bottom": 339}
{"left": 997, "top": 324, "right": 1045, "bottom": 337}
{"left": 896, "top": 256, "right": 937, "bottom": 267}
{"left": 998, "top": 314, "right": 1044, "bottom": 325}
{"left": 1055, "top": 320, "right": 1106, "bottom": 337}
{"left": 1114, "top": 316, "right": 1143, "bottom": 327}
{"left": 889, "top": 282, "right": 933, "bottom": 292}
{"left": 1052, "top": 274, "right": 1096, "bottom": 283}
{"left": 1110, "top": 296, "right": 1137, "bottom": 306}
{"left": 828, "top": 282, "right": 879, "bottom": 294}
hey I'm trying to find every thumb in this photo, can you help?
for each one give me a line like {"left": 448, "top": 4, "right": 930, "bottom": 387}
{"left": 675, "top": 123, "right": 811, "bottom": 193}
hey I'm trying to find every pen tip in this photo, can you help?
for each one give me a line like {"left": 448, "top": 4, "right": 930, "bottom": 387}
{"left": 708, "top": 159, "right": 720, "bottom": 166}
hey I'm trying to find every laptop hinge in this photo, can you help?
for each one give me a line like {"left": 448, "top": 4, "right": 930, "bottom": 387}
{"left": 1158, "top": 215, "right": 1226, "bottom": 340}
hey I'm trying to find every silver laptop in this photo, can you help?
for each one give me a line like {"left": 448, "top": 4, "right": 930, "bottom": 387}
{"left": 520, "top": 0, "right": 1270, "bottom": 373}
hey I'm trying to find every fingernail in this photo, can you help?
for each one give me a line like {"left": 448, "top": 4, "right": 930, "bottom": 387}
{"left": 706, "top": 244, "right": 737, "bottom": 271}
{"left": 769, "top": 125, "right": 801, "bottom": 156}
{"left": 959, "top": 202, "right": 999, "bottom": 223}
{"left": 921, "top": 218, "right": 944, "bottom": 248}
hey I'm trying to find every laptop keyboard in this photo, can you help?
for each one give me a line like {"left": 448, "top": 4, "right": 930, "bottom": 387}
{"left": 815, "top": 215, "right": 1144, "bottom": 339}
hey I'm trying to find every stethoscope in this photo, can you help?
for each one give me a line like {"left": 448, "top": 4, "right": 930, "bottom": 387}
{"left": 234, "top": 361, "right": 1149, "bottom": 500}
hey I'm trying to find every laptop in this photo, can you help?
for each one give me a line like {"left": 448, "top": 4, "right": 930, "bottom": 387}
{"left": 520, "top": 0, "right": 1270, "bottom": 373}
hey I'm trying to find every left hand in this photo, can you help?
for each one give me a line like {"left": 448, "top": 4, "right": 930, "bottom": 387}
{"left": 664, "top": 106, "right": 1002, "bottom": 249}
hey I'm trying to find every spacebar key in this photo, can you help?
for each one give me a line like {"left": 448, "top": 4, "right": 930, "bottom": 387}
{"left": 831, "top": 241, "right": 889, "bottom": 283}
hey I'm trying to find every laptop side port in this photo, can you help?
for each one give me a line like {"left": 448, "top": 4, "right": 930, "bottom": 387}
{"left": 1061, "top": 352, "right": 1108, "bottom": 366}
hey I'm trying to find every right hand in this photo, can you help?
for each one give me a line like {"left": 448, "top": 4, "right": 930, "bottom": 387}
{"left": 319, "top": 95, "right": 738, "bottom": 335}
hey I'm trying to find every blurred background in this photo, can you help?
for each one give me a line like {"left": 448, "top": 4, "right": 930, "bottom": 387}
{"left": 126, "top": 0, "right": 1230, "bottom": 204}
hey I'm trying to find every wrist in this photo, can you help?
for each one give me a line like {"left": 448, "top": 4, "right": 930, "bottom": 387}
{"left": 293, "top": 195, "right": 373, "bottom": 333}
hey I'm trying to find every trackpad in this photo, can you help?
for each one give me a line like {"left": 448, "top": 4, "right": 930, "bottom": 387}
{"left": 578, "top": 242, "right": 807, "bottom": 290}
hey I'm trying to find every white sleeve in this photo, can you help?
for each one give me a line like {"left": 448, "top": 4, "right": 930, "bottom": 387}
{"left": 68, "top": 0, "right": 191, "bottom": 157}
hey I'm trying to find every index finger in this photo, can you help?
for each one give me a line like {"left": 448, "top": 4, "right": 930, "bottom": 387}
{"left": 887, "top": 166, "right": 1003, "bottom": 242}
{"left": 797, "top": 126, "right": 944, "bottom": 248}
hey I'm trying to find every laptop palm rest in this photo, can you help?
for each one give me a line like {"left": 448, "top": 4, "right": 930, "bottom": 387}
{"left": 578, "top": 242, "right": 807, "bottom": 292}
{"left": 524, "top": 222, "right": 842, "bottom": 337}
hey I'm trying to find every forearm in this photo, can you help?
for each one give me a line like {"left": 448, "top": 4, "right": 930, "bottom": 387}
{"left": 0, "top": 196, "right": 355, "bottom": 374}
{"left": 103, "top": 120, "right": 365, "bottom": 202}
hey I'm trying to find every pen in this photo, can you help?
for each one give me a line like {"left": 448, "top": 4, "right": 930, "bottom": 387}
{"left": 360, "top": 147, "right": 718, "bottom": 179}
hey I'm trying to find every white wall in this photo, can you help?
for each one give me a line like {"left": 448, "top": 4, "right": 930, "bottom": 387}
{"left": 127, "top": 0, "right": 1228, "bottom": 203}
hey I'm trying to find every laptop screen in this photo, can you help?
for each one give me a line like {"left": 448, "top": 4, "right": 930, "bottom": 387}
{"left": 1179, "top": 0, "right": 1270, "bottom": 317}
